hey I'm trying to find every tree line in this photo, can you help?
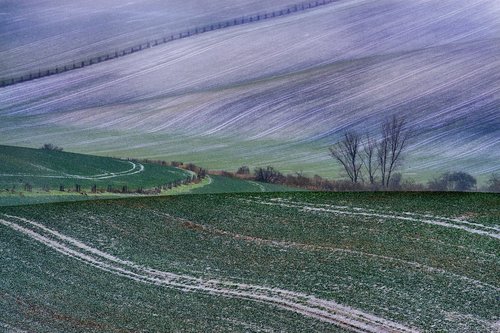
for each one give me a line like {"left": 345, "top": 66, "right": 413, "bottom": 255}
{"left": 222, "top": 115, "right": 498, "bottom": 192}
{"left": 221, "top": 165, "right": 498, "bottom": 192}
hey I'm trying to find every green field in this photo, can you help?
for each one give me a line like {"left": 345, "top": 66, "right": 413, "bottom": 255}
{"left": 1, "top": 192, "right": 498, "bottom": 332}
{"left": 0, "top": 145, "right": 300, "bottom": 206}
{"left": 0, "top": 145, "right": 191, "bottom": 192}
{"left": 189, "top": 175, "right": 301, "bottom": 194}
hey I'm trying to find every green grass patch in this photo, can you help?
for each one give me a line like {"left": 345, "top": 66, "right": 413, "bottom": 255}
{"left": 0, "top": 145, "right": 190, "bottom": 193}
{"left": 0, "top": 192, "right": 498, "bottom": 332}
{"left": 188, "top": 175, "right": 302, "bottom": 194}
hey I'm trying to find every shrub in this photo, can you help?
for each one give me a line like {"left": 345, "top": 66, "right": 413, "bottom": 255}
{"left": 254, "top": 166, "right": 284, "bottom": 183}
{"left": 41, "top": 143, "right": 63, "bottom": 151}
{"left": 487, "top": 173, "right": 500, "bottom": 192}
{"left": 428, "top": 172, "right": 476, "bottom": 192}
{"left": 236, "top": 166, "right": 250, "bottom": 175}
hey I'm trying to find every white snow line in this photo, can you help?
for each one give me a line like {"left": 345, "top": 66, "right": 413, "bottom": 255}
{"left": 243, "top": 199, "right": 500, "bottom": 240}
{"left": 184, "top": 169, "right": 197, "bottom": 178}
{"left": 158, "top": 212, "right": 499, "bottom": 292}
{"left": 248, "top": 181, "right": 267, "bottom": 192}
{"left": 270, "top": 198, "right": 500, "bottom": 233}
{"left": 0, "top": 215, "right": 419, "bottom": 333}
{"left": 263, "top": 198, "right": 499, "bottom": 258}
{"left": 0, "top": 161, "right": 145, "bottom": 180}
{"left": 88, "top": 162, "right": 145, "bottom": 179}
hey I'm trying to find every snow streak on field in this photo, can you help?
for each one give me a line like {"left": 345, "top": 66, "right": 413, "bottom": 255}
{"left": 1, "top": 0, "right": 499, "bottom": 178}
{"left": 244, "top": 197, "right": 500, "bottom": 240}
{"left": 0, "top": 192, "right": 498, "bottom": 331}
{"left": 0, "top": 0, "right": 300, "bottom": 78}
{"left": 0, "top": 214, "right": 417, "bottom": 333}
{"left": 0, "top": 161, "right": 144, "bottom": 180}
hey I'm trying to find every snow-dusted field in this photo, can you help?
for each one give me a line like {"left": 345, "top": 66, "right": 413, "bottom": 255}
{"left": 1, "top": 192, "right": 498, "bottom": 332}
{"left": 0, "top": 0, "right": 302, "bottom": 78}
{"left": 1, "top": 0, "right": 499, "bottom": 179}
{"left": 0, "top": 213, "right": 419, "bottom": 332}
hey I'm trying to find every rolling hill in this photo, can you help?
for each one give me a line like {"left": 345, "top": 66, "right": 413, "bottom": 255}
{"left": 0, "top": 145, "right": 299, "bottom": 206}
{"left": 1, "top": 0, "right": 499, "bottom": 182}
{"left": 0, "top": 2, "right": 498, "bottom": 331}
{"left": 0, "top": 192, "right": 498, "bottom": 332}
{"left": 0, "top": 0, "right": 304, "bottom": 79}
{"left": 0, "top": 144, "right": 191, "bottom": 191}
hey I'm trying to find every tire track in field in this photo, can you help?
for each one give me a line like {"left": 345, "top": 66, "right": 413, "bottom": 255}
{"left": 242, "top": 198, "right": 500, "bottom": 240}
{"left": 248, "top": 181, "right": 267, "bottom": 192}
{"left": 0, "top": 161, "right": 144, "bottom": 180}
{"left": 282, "top": 199, "right": 500, "bottom": 233}
{"left": 160, "top": 212, "right": 499, "bottom": 292}
{"left": 0, "top": 214, "right": 418, "bottom": 333}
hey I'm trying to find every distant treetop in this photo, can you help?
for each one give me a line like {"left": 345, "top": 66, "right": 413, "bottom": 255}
{"left": 41, "top": 143, "right": 63, "bottom": 152}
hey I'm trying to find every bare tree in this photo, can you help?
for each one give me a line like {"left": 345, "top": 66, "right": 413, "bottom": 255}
{"left": 377, "top": 116, "right": 410, "bottom": 188}
{"left": 363, "top": 133, "right": 379, "bottom": 185}
{"left": 329, "top": 131, "right": 363, "bottom": 183}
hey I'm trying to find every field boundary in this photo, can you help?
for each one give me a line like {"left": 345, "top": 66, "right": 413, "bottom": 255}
{"left": 0, "top": 0, "right": 339, "bottom": 88}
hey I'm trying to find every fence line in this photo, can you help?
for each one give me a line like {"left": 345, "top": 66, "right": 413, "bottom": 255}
{"left": 0, "top": 0, "right": 338, "bottom": 88}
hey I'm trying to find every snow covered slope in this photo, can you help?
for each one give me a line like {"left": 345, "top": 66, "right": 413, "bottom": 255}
{"left": 1, "top": 0, "right": 499, "bottom": 179}
{"left": 0, "top": 0, "right": 319, "bottom": 78}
